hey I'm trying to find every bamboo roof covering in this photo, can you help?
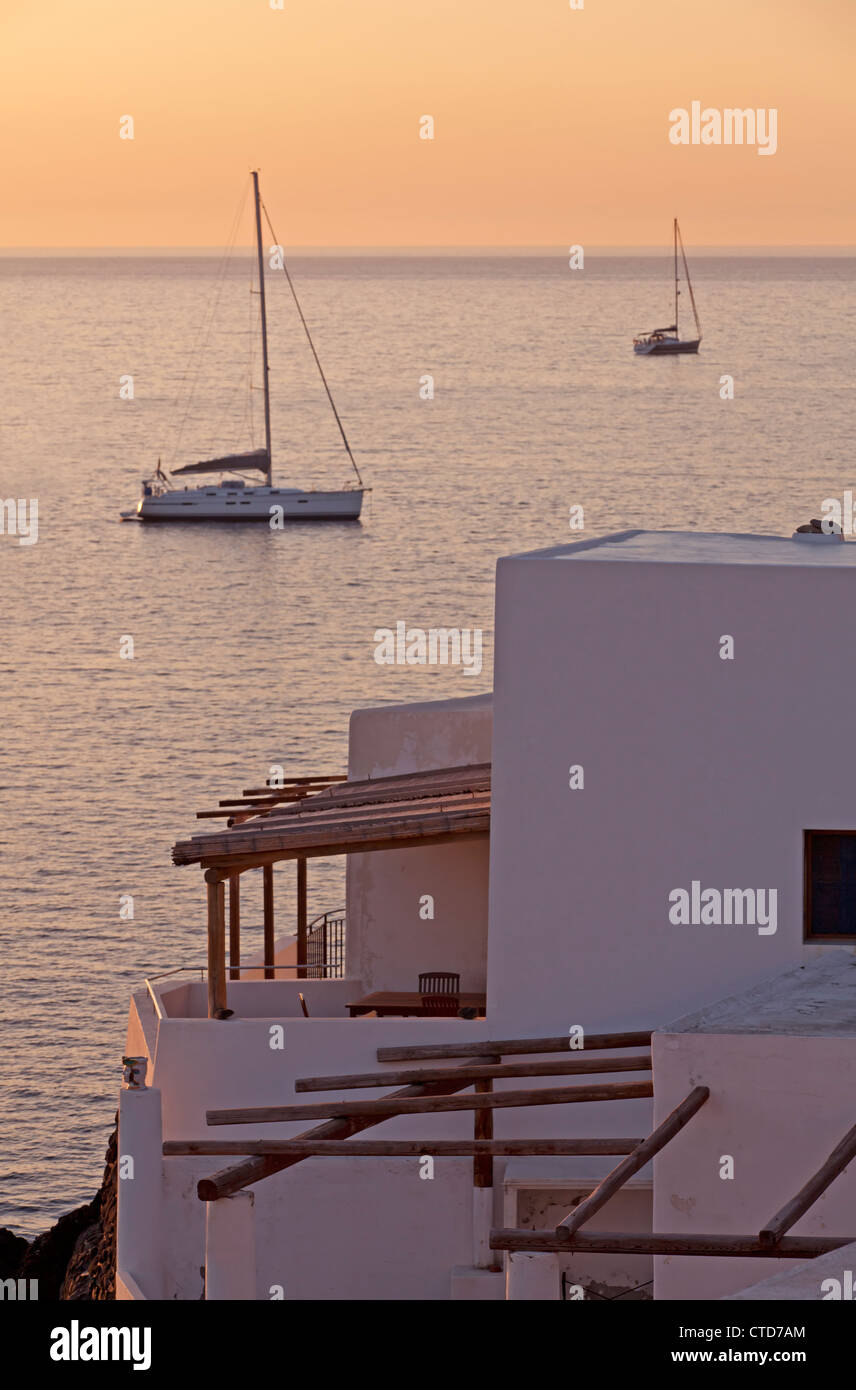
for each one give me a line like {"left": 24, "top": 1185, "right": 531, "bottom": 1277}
{"left": 172, "top": 762, "right": 491, "bottom": 870}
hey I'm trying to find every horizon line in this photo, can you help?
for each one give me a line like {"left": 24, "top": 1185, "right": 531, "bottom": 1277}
{"left": 1, "top": 243, "right": 855, "bottom": 258}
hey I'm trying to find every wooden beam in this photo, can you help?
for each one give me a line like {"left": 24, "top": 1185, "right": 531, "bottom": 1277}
{"left": 196, "top": 1061, "right": 499, "bottom": 1200}
{"left": 759, "top": 1121, "right": 856, "bottom": 1246}
{"left": 228, "top": 874, "right": 240, "bottom": 982}
{"left": 196, "top": 825, "right": 490, "bottom": 874}
{"left": 296, "top": 1054, "right": 653, "bottom": 1092}
{"left": 376, "top": 1030, "right": 653, "bottom": 1062}
{"left": 175, "top": 805, "right": 491, "bottom": 868}
{"left": 207, "top": 1080, "right": 654, "bottom": 1127}
{"left": 490, "top": 1230, "right": 856, "bottom": 1257}
{"left": 259, "top": 780, "right": 344, "bottom": 790}
{"left": 262, "top": 865, "right": 275, "bottom": 980}
{"left": 255, "top": 775, "right": 348, "bottom": 790}
{"left": 557, "top": 1085, "right": 710, "bottom": 1236}
{"left": 197, "top": 784, "right": 345, "bottom": 818}
{"left": 474, "top": 1079, "right": 492, "bottom": 1188}
{"left": 255, "top": 766, "right": 490, "bottom": 818}
{"left": 205, "top": 870, "right": 227, "bottom": 1018}
{"left": 168, "top": 1138, "right": 644, "bottom": 1158}
{"left": 296, "top": 856, "right": 307, "bottom": 981}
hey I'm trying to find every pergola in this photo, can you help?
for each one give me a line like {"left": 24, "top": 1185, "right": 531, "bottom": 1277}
{"left": 165, "top": 1030, "right": 856, "bottom": 1282}
{"left": 172, "top": 763, "right": 492, "bottom": 1017}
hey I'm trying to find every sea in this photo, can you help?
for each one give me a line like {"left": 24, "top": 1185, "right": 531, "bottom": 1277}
{"left": 1, "top": 250, "right": 854, "bottom": 1236}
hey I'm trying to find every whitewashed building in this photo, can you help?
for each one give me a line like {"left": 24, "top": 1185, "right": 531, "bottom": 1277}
{"left": 119, "top": 531, "right": 856, "bottom": 1301}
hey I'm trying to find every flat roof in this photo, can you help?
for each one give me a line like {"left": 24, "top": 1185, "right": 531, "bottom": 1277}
{"left": 725, "top": 1241, "right": 856, "bottom": 1301}
{"left": 511, "top": 529, "right": 856, "bottom": 568}
{"left": 663, "top": 952, "right": 856, "bottom": 1039}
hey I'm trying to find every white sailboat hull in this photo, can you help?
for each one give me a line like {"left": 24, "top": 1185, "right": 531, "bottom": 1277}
{"left": 633, "top": 336, "right": 700, "bottom": 357}
{"left": 137, "top": 485, "right": 364, "bottom": 521}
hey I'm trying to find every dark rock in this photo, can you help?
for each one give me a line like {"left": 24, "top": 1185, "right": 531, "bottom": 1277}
{"left": 0, "top": 1228, "right": 29, "bottom": 1279}
{"left": 83, "top": 1121, "right": 118, "bottom": 1301}
{"left": 19, "top": 1198, "right": 100, "bottom": 1301}
{"left": 60, "top": 1222, "right": 102, "bottom": 1300}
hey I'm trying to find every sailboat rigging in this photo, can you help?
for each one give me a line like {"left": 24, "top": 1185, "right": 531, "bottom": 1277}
{"left": 124, "top": 171, "right": 367, "bottom": 521}
{"left": 633, "top": 218, "right": 702, "bottom": 356}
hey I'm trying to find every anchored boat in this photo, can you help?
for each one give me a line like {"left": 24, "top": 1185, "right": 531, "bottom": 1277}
{"left": 633, "top": 218, "right": 702, "bottom": 356}
{"left": 126, "top": 171, "right": 366, "bottom": 522}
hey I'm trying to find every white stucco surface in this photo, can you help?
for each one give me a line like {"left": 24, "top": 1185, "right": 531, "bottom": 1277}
{"left": 489, "top": 532, "right": 856, "bottom": 1035}
{"left": 723, "top": 1241, "right": 856, "bottom": 1300}
{"left": 665, "top": 950, "right": 856, "bottom": 1036}
{"left": 346, "top": 694, "right": 492, "bottom": 994}
{"left": 652, "top": 955, "right": 856, "bottom": 1301}
{"left": 547, "top": 529, "right": 856, "bottom": 567}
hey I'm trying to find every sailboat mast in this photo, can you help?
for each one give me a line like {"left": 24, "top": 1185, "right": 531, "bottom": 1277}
{"left": 252, "top": 170, "right": 273, "bottom": 484}
{"left": 676, "top": 220, "right": 702, "bottom": 343}
{"left": 674, "top": 216, "right": 679, "bottom": 335}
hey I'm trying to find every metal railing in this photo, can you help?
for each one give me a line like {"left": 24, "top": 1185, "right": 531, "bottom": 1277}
{"left": 306, "top": 908, "right": 346, "bottom": 979}
{"left": 144, "top": 942, "right": 345, "bottom": 1017}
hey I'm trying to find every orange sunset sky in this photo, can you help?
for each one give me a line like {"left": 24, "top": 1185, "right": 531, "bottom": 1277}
{"left": 1, "top": 0, "right": 853, "bottom": 248}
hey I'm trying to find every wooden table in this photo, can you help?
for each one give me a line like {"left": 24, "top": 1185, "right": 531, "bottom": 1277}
{"left": 347, "top": 991, "right": 487, "bottom": 1018}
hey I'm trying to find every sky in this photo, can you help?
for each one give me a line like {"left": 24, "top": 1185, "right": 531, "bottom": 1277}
{"left": 0, "top": 0, "right": 853, "bottom": 248}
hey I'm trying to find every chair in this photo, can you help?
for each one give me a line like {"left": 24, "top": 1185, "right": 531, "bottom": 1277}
{"left": 418, "top": 971, "right": 460, "bottom": 1016}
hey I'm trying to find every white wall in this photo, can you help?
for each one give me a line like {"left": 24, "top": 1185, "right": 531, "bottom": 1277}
{"left": 346, "top": 695, "right": 492, "bottom": 994}
{"left": 652, "top": 1030, "right": 856, "bottom": 1300}
{"left": 150, "top": 1013, "right": 496, "bottom": 1299}
{"left": 158, "top": 978, "right": 355, "bottom": 1019}
{"left": 489, "top": 543, "right": 856, "bottom": 1036}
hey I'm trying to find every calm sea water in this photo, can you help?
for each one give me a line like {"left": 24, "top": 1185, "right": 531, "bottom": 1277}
{"left": 1, "top": 252, "right": 854, "bottom": 1236}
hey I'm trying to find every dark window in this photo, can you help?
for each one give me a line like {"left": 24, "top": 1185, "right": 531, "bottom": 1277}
{"left": 805, "top": 832, "right": 856, "bottom": 940}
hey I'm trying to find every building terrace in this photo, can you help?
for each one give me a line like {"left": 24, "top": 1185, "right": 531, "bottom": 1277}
{"left": 119, "top": 531, "right": 856, "bottom": 1300}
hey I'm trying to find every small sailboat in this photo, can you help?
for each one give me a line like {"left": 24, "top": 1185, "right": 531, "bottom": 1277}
{"left": 126, "top": 171, "right": 366, "bottom": 522}
{"left": 633, "top": 218, "right": 702, "bottom": 356}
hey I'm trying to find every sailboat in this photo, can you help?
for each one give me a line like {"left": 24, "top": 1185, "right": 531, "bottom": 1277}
{"left": 125, "top": 171, "right": 366, "bottom": 521}
{"left": 633, "top": 218, "right": 702, "bottom": 356}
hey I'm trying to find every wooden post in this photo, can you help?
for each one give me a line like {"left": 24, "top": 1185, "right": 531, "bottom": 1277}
{"left": 473, "top": 1078, "right": 494, "bottom": 1269}
{"left": 759, "top": 1121, "right": 856, "bottom": 1246}
{"left": 205, "top": 869, "right": 227, "bottom": 1018}
{"left": 296, "top": 856, "right": 307, "bottom": 980}
{"left": 228, "top": 874, "right": 240, "bottom": 982}
{"left": 262, "top": 865, "right": 275, "bottom": 980}
{"left": 557, "top": 1084, "right": 710, "bottom": 1236}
